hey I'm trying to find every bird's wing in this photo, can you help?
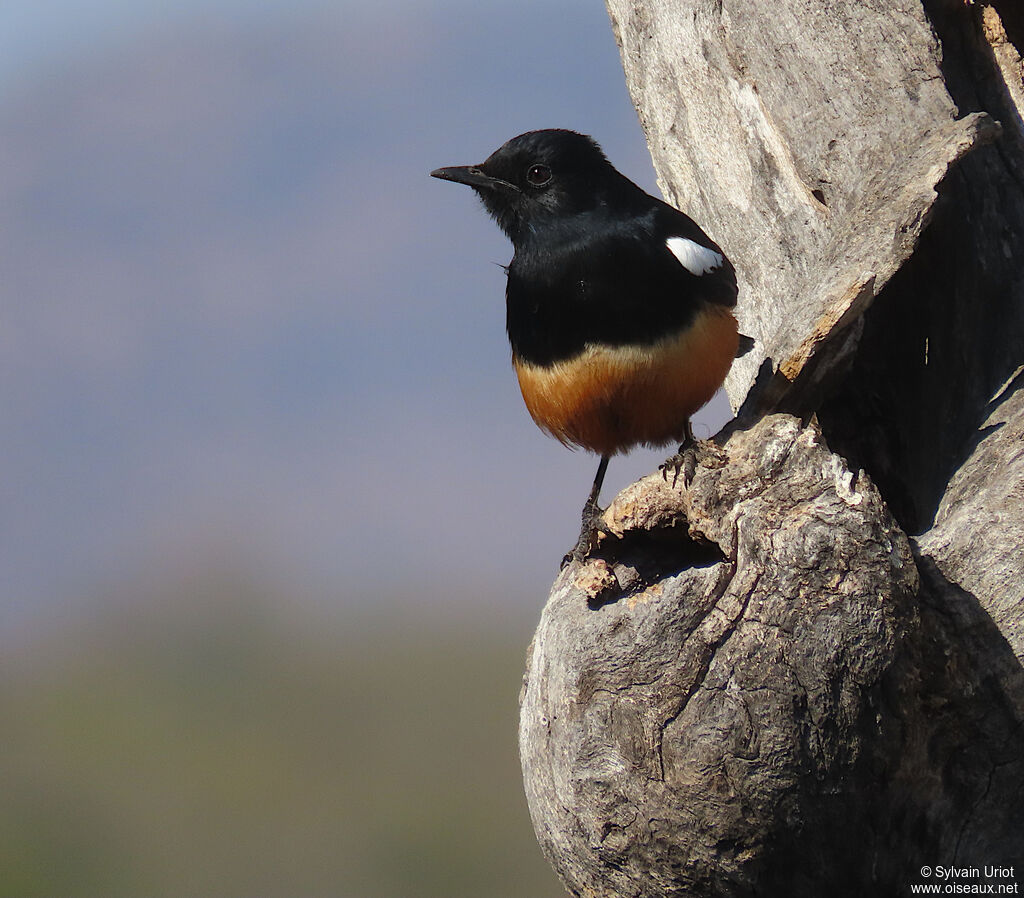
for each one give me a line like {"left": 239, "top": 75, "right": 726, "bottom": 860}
{"left": 653, "top": 205, "right": 738, "bottom": 309}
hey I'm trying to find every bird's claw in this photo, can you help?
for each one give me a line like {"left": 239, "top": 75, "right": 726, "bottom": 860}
{"left": 660, "top": 440, "right": 699, "bottom": 488}
{"left": 561, "top": 500, "right": 604, "bottom": 569}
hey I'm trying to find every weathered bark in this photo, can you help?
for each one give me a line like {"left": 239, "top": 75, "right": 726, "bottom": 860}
{"left": 521, "top": 416, "right": 1023, "bottom": 895}
{"left": 520, "top": 1, "right": 1024, "bottom": 894}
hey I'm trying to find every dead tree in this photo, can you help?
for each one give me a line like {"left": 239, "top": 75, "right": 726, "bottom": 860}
{"left": 519, "top": 2, "right": 1024, "bottom": 894}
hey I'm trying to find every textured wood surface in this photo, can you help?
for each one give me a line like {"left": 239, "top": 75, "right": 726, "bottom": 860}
{"left": 520, "top": 416, "right": 1023, "bottom": 895}
{"left": 520, "top": 1, "right": 1024, "bottom": 894}
{"left": 606, "top": 0, "right": 966, "bottom": 406}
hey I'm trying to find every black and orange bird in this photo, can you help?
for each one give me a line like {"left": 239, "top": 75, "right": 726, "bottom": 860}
{"left": 431, "top": 129, "right": 746, "bottom": 564}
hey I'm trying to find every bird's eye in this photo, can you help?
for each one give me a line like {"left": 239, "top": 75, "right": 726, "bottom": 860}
{"left": 526, "top": 164, "right": 552, "bottom": 187}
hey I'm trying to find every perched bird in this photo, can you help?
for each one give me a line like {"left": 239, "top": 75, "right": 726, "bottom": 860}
{"left": 431, "top": 129, "right": 745, "bottom": 564}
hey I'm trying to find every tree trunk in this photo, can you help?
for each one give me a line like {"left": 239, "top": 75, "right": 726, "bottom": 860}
{"left": 519, "top": 2, "right": 1024, "bottom": 894}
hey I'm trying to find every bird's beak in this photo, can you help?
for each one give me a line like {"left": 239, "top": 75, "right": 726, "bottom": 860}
{"left": 430, "top": 165, "right": 520, "bottom": 193}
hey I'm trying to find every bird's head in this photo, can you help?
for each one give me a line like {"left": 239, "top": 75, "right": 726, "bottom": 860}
{"left": 431, "top": 129, "right": 617, "bottom": 243}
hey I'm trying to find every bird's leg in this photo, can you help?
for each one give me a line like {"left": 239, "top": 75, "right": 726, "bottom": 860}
{"left": 660, "top": 420, "right": 698, "bottom": 488}
{"left": 562, "top": 454, "right": 610, "bottom": 568}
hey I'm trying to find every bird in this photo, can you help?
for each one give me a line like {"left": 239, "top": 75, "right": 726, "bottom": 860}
{"left": 431, "top": 129, "right": 747, "bottom": 565}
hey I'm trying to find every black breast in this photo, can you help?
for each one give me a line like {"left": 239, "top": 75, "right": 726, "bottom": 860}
{"left": 505, "top": 216, "right": 734, "bottom": 368}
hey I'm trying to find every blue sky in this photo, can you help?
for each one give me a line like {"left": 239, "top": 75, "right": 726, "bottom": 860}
{"left": 0, "top": 0, "right": 732, "bottom": 635}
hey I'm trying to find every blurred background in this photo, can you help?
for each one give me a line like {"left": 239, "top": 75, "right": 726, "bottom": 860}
{"left": 0, "top": 0, "right": 730, "bottom": 894}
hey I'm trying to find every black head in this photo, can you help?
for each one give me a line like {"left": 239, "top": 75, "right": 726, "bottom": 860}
{"left": 431, "top": 129, "right": 622, "bottom": 243}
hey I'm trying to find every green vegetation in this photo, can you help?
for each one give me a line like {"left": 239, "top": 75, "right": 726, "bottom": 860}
{"left": 0, "top": 584, "right": 563, "bottom": 897}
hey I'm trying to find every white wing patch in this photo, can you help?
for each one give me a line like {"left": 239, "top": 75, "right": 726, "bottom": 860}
{"left": 666, "top": 236, "right": 724, "bottom": 276}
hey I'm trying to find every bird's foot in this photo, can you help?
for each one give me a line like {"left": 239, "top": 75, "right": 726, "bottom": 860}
{"left": 660, "top": 440, "right": 699, "bottom": 489}
{"left": 561, "top": 497, "right": 605, "bottom": 569}
{"left": 660, "top": 421, "right": 699, "bottom": 488}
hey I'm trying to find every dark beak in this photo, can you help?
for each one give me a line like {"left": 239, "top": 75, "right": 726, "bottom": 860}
{"left": 430, "top": 165, "right": 519, "bottom": 193}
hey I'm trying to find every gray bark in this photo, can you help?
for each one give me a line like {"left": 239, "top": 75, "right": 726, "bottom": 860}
{"left": 519, "top": 1, "right": 1024, "bottom": 894}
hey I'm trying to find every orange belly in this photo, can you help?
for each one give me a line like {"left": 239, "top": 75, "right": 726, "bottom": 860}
{"left": 512, "top": 304, "right": 739, "bottom": 456}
